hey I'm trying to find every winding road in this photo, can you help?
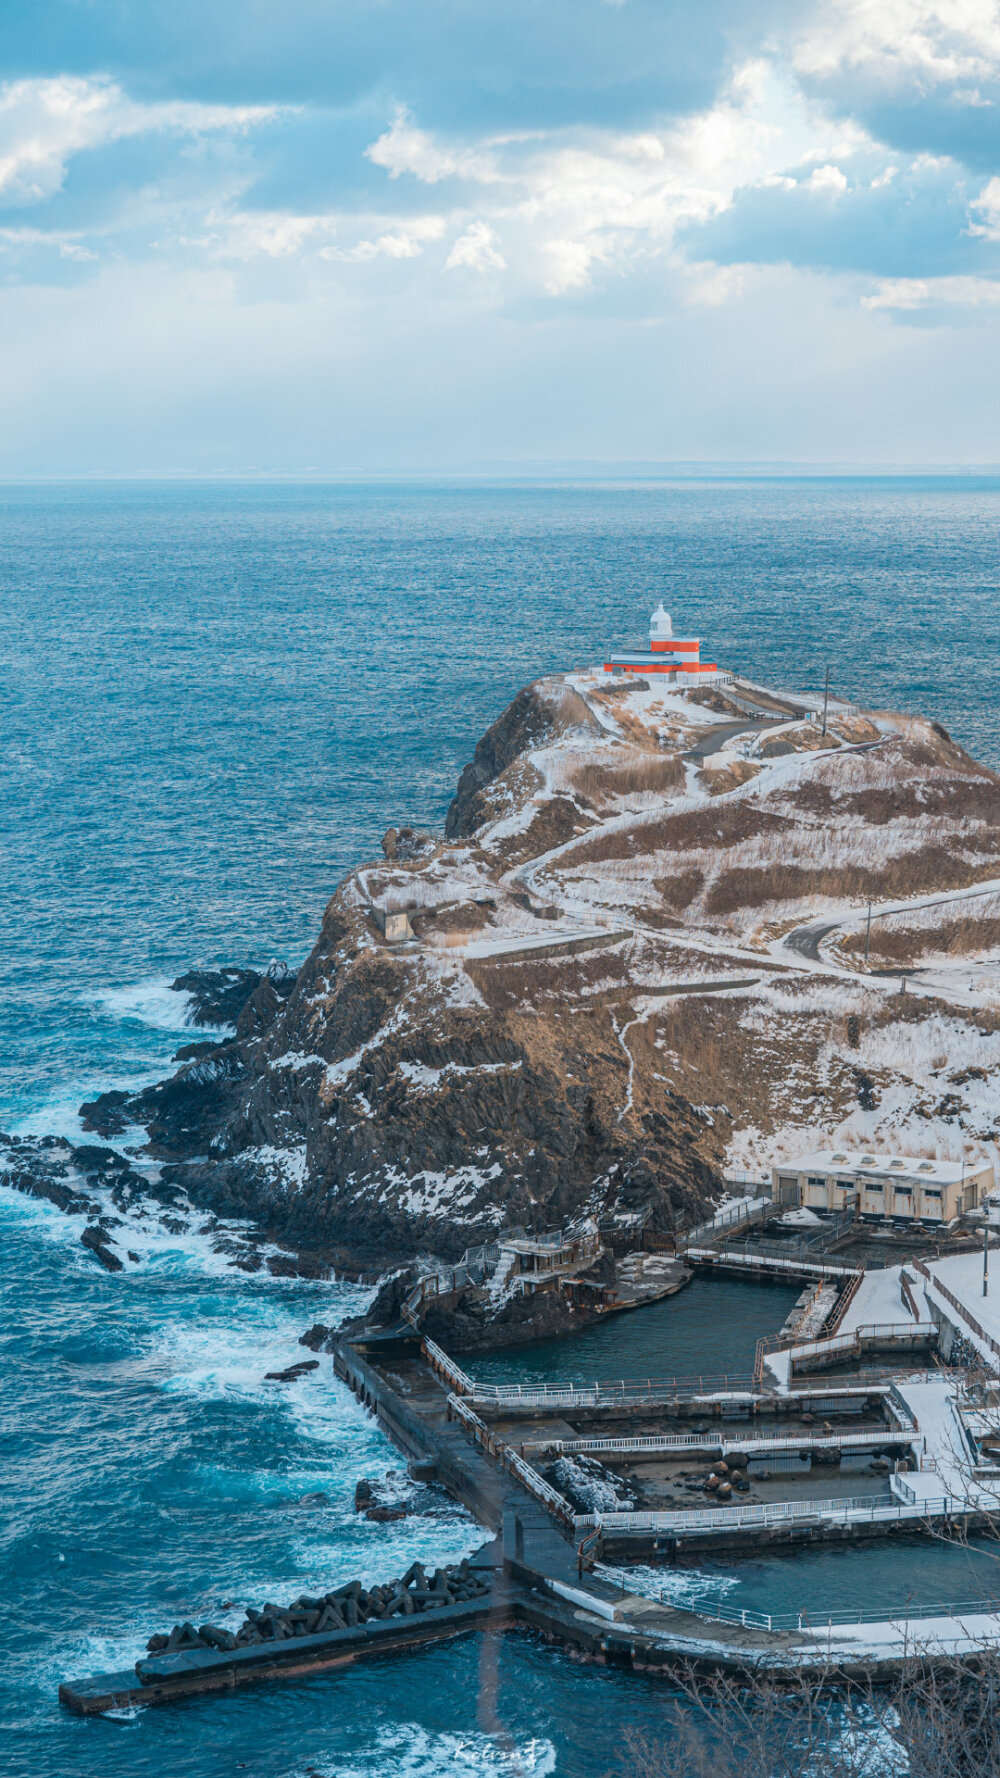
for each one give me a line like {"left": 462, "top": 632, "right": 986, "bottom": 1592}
{"left": 777, "top": 877, "right": 1000, "bottom": 999}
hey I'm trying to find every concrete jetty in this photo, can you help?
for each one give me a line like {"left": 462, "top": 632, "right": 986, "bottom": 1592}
{"left": 58, "top": 1324, "right": 1000, "bottom": 1714}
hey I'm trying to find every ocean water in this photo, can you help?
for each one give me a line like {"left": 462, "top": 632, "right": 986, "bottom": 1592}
{"left": 5, "top": 477, "right": 1000, "bottom": 1777}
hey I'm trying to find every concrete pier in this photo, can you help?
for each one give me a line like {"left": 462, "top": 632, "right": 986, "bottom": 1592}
{"left": 58, "top": 1328, "right": 1000, "bottom": 1714}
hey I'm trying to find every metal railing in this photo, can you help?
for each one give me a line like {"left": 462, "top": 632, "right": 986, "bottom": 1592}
{"left": 596, "top": 1566, "right": 1000, "bottom": 1636}
{"left": 421, "top": 1336, "right": 475, "bottom": 1396}
{"left": 574, "top": 1493, "right": 955, "bottom": 1534}
{"left": 446, "top": 1392, "right": 575, "bottom": 1525}
{"left": 462, "top": 1372, "right": 755, "bottom": 1410}
{"left": 786, "top": 1321, "right": 938, "bottom": 1372}
{"left": 532, "top": 1427, "right": 915, "bottom": 1460}
{"left": 825, "top": 1267, "right": 865, "bottom": 1337}
{"left": 913, "top": 1258, "right": 1000, "bottom": 1363}
{"left": 680, "top": 1196, "right": 773, "bottom": 1248}
{"left": 685, "top": 1247, "right": 859, "bottom": 1279}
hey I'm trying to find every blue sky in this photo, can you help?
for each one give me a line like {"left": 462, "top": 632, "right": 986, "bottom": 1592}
{"left": 3, "top": 1, "right": 1000, "bottom": 471}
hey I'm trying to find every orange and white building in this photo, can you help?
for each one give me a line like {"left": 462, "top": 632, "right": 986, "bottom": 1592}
{"left": 604, "top": 603, "right": 728, "bottom": 686}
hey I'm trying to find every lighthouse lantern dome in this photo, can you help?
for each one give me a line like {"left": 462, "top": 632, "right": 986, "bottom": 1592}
{"left": 650, "top": 602, "right": 673, "bottom": 640}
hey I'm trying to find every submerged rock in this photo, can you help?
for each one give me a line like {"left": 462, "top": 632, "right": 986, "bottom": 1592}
{"left": 79, "top": 1224, "right": 123, "bottom": 1272}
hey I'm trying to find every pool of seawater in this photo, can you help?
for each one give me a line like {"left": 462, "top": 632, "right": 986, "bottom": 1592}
{"left": 469, "top": 1276, "right": 802, "bottom": 1387}
{"left": 621, "top": 1533, "right": 1000, "bottom": 1624}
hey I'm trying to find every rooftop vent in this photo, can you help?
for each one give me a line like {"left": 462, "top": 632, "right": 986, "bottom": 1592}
{"left": 919, "top": 1161, "right": 936, "bottom": 1173}
{"left": 831, "top": 1152, "right": 848, "bottom": 1162}
{"left": 889, "top": 1160, "right": 906, "bottom": 1170}
{"left": 860, "top": 1155, "right": 876, "bottom": 1166}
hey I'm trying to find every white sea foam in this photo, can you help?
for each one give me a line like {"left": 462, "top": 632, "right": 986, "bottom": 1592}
{"left": 596, "top": 1560, "right": 740, "bottom": 1610}
{"left": 90, "top": 977, "right": 202, "bottom": 1032}
{"left": 296, "top": 1726, "right": 557, "bottom": 1778}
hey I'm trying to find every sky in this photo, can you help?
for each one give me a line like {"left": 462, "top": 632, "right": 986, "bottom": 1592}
{"left": 3, "top": 1, "right": 1000, "bottom": 472}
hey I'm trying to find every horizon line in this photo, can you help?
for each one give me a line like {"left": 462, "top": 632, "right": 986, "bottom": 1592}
{"left": 3, "top": 461, "right": 1000, "bottom": 484}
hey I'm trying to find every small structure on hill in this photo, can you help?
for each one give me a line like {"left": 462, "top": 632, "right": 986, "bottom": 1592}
{"left": 772, "top": 1147, "right": 992, "bottom": 1224}
{"left": 604, "top": 603, "right": 727, "bottom": 685}
{"left": 371, "top": 905, "right": 414, "bottom": 943}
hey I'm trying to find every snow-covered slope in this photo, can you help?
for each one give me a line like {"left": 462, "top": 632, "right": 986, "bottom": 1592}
{"left": 82, "top": 670, "right": 1000, "bottom": 1258}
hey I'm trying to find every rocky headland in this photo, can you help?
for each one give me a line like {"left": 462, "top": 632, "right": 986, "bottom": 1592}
{"left": 8, "top": 666, "right": 1000, "bottom": 1333}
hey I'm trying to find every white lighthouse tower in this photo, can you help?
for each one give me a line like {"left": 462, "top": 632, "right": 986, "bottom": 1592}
{"left": 603, "top": 603, "right": 724, "bottom": 684}
{"left": 650, "top": 602, "right": 673, "bottom": 642}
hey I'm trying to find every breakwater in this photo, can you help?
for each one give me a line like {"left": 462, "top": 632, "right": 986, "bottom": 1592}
{"left": 60, "top": 1321, "right": 1000, "bottom": 1715}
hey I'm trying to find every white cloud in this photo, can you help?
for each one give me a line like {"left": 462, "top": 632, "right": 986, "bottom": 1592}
{"left": 796, "top": 0, "right": 1000, "bottom": 86}
{"left": 0, "top": 75, "right": 275, "bottom": 207}
{"left": 970, "top": 173, "right": 1000, "bottom": 236}
{"left": 356, "top": 60, "right": 876, "bottom": 297}
{"left": 445, "top": 221, "right": 506, "bottom": 272}
{"left": 863, "top": 273, "right": 1000, "bottom": 307}
{"left": 808, "top": 163, "right": 849, "bottom": 192}
{"left": 366, "top": 108, "right": 497, "bottom": 184}
{"left": 194, "top": 207, "right": 447, "bottom": 263}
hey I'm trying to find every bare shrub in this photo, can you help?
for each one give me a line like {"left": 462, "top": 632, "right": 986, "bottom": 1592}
{"left": 705, "top": 849, "right": 996, "bottom": 918}
{"left": 840, "top": 912, "right": 1000, "bottom": 966}
{"left": 653, "top": 870, "right": 705, "bottom": 912}
{"left": 625, "top": 1655, "right": 1000, "bottom": 1778}
{"left": 570, "top": 755, "right": 684, "bottom": 806}
{"left": 700, "top": 759, "right": 760, "bottom": 795}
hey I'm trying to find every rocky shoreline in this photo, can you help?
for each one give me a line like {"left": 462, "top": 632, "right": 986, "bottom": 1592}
{"left": 10, "top": 665, "right": 1000, "bottom": 1351}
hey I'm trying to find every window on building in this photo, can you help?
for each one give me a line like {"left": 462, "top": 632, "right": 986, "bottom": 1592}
{"left": 807, "top": 1176, "right": 827, "bottom": 1189}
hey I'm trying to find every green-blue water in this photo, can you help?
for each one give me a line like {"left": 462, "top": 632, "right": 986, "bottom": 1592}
{"left": 5, "top": 477, "right": 1000, "bottom": 1777}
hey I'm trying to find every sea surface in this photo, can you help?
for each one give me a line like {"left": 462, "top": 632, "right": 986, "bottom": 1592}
{"left": 4, "top": 477, "right": 1000, "bottom": 1777}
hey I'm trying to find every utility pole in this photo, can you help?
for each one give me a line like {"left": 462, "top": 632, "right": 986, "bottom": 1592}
{"left": 864, "top": 900, "right": 872, "bottom": 966}
{"left": 822, "top": 664, "right": 830, "bottom": 737}
{"left": 985, "top": 1217, "right": 990, "bottom": 1298}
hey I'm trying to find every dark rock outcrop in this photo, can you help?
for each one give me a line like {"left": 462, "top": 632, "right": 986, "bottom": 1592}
{"left": 80, "top": 1224, "right": 124, "bottom": 1272}
{"left": 445, "top": 680, "right": 599, "bottom": 838}
{"left": 171, "top": 966, "right": 294, "bottom": 1029}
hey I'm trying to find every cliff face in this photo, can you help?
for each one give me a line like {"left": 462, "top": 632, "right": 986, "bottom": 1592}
{"left": 84, "top": 669, "right": 1000, "bottom": 1263}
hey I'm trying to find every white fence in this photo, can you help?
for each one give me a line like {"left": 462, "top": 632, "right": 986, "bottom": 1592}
{"left": 459, "top": 1373, "right": 755, "bottom": 1410}
{"left": 596, "top": 1565, "right": 1000, "bottom": 1636}
{"left": 574, "top": 1493, "right": 954, "bottom": 1535}
{"left": 533, "top": 1427, "right": 916, "bottom": 1460}
{"left": 421, "top": 1336, "right": 475, "bottom": 1396}
{"left": 446, "top": 1392, "right": 574, "bottom": 1524}
{"left": 785, "top": 1321, "right": 939, "bottom": 1371}
{"left": 686, "top": 1247, "right": 859, "bottom": 1279}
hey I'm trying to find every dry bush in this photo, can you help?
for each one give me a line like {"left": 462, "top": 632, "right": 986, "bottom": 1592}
{"left": 570, "top": 754, "right": 684, "bottom": 805}
{"left": 570, "top": 802, "right": 786, "bottom": 868}
{"left": 705, "top": 849, "right": 996, "bottom": 918}
{"left": 653, "top": 870, "right": 705, "bottom": 911}
{"left": 467, "top": 946, "right": 629, "bottom": 1012}
{"left": 700, "top": 759, "right": 761, "bottom": 795}
{"left": 839, "top": 910, "right": 1000, "bottom": 967}
{"left": 651, "top": 996, "right": 757, "bottom": 1101}
{"left": 625, "top": 1655, "right": 1000, "bottom": 1778}
{"left": 790, "top": 775, "right": 1000, "bottom": 828}
{"left": 484, "top": 795, "right": 591, "bottom": 868}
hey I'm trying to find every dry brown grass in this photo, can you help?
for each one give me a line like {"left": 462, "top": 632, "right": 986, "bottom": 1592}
{"left": 570, "top": 753, "right": 684, "bottom": 805}
{"left": 700, "top": 759, "right": 760, "bottom": 796}
{"left": 466, "top": 944, "right": 630, "bottom": 1012}
{"left": 653, "top": 870, "right": 705, "bottom": 911}
{"left": 788, "top": 774, "right": 1000, "bottom": 827}
{"left": 569, "top": 801, "right": 787, "bottom": 868}
{"left": 705, "top": 848, "right": 997, "bottom": 917}
{"left": 484, "top": 795, "right": 592, "bottom": 868}
{"left": 840, "top": 913, "right": 1000, "bottom": 965}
